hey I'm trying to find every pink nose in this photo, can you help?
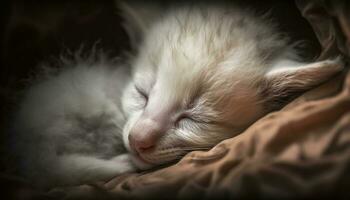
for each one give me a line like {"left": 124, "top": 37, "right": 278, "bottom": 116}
{"left": 128, "top": 118, "right": 163, "bottom": 153}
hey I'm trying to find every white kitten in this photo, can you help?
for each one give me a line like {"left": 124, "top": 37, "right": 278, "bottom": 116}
{"left": 119, "top": 2, "right": 344, "bottom": 169}
{"left": 12, "top": 2, "right": 343, "bottom": 188}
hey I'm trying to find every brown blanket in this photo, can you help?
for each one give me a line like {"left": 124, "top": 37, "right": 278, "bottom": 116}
{"left": 1, "top": 0, "right": 350, "bottom": 199}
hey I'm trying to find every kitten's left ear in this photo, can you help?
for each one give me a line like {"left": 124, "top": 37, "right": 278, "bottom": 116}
{"left": 261, "top": 57, "right": 345, "bottom": 110}
{"left": 116, "top": 0, "right": 164, "bottom": 49}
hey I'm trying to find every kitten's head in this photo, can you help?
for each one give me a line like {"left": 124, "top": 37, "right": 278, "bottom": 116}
{"left": 118, "top": 1, "right": 341, "bottom": 169}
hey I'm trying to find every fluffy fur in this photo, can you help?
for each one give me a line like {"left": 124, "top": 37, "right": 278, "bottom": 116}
{"left": 12, "top": 2, "right": 344, "bottom": 188}
{"left": 12, "top": 52, "right": 135, "bottom": 188}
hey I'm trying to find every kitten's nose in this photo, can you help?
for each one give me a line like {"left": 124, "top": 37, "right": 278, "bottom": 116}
{"left": 128, "top": 118, "right": 163, "bottom": 153}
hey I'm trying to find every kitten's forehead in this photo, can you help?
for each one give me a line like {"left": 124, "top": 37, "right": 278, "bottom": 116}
{"left": 136, "top": 8, "right": 263, "bottom": 87}
{"left": 154, "top": 55, "right": 256, "bottom": 108}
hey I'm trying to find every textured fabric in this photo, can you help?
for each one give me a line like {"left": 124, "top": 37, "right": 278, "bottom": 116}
{"left": 296, "top": 0, "right": 350, "bottom": 59}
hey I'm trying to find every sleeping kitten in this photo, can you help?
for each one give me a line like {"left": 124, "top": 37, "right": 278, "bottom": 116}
{"left": 118, "top": 1, "right": 344, "bottom": 169}
{"left": 12, "top": 1, "right": 343, "bottom": 188}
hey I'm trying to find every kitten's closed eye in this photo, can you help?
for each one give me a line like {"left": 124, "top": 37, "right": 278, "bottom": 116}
{"left": 135, "top": 84, "right": 148, "bottom": 107}
{"left": 174, "top": 114, "right": 192, "bottom": 128}
{"left": 174, "top": 112, "right": 205, "bottom": 130}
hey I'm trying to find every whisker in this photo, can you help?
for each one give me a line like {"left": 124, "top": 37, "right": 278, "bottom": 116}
{"left": 156, "top": 146, "right": 211, "bottom": 152}
{"left": 144, "top": 146, "right": 213, "bottom": 164}
{"left": 179, "top": 147, "right": 212, "bottom": 151}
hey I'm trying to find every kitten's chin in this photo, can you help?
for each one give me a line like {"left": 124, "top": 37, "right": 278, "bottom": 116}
{"left": 130, "top": 154, "right": 155, "bottom": 170}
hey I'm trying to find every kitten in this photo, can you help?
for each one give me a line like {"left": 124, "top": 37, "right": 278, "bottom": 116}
{"left": 12, "top": 1, "right": 343, "bottom": 188}
{"left": 119, "top": 1, "right": 344, "bottom": 169}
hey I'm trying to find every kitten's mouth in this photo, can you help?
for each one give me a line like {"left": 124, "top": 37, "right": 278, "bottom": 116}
{"left": 129, "top": 144, "right": 211, "bottom": 170}
{"left": 130, "top": 149, "right": 182, "bottom": 170}
{"left": 130, "top": 153, "right": 155, "bottom": 170}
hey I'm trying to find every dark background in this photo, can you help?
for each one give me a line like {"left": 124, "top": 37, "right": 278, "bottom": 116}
{"left": 0, "top": 0, "right": 320, "bottom": 175}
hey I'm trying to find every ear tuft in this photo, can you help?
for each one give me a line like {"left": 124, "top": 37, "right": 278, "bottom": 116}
{"left": 261, "top": 57, "right": 345, "bottom": 110}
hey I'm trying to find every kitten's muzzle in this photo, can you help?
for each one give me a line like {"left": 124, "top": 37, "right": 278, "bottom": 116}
{"left": 128, "top": 118, "right": 166, "bottom": 154}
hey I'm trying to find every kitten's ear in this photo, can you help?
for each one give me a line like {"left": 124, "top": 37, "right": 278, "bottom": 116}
{"left": 117, "top": 0, "right": 164, "bottom": 49}
{"left": 262, "top": 57, "right": 344, "bottom": 110}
